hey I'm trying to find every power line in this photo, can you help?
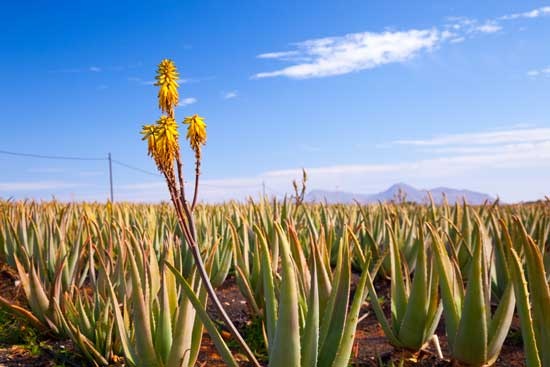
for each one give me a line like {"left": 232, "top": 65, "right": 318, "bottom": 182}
{"left": 0, "top": 149, "right": 105, "bottom": 161}
{"left": 0, "top": 147, "right": 279, "bottom": 198}
{"left": 0, "top": 148, "right": 175, "bottom": 178}
{"left": 111, "top": 159, "right": 161, "bottom": 177}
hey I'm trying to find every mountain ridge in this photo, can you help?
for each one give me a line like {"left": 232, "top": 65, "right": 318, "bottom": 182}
{"left": 305, "top": 183, "right": 495, "bottom": 205}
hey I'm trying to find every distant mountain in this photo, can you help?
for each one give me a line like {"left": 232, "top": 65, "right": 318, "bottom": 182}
{"left": 305, "top": 183, "right": 494, "bottom": 205}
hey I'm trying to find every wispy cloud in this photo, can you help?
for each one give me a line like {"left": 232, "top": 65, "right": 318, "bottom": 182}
{"left": 0, "top": 181, "right": 80, "bottom": 191}
{"left": 446, "top": 17, "right": 503, "bottom": 34}
{"left": 255, "top": 128, "right": 550, "bottom": 200}
{"left": 119, "top": 126, "right": 550, "bottom": 202}
{"left": 527, "top": 66, "right": 550, "bottom": 77}
{"left": 254, "top": 29, "right": 440, "bottom": 79}
{"left": 266, "top": 141, "right": 550, "bottom": 180}
{"left": 422, "top": 142, "right": 546, "bottom": 155}
{"left": 475, "top": 22, "right": 502, "bottom": 33}
{"left": 223, "top": 90, "right": 238, "bottom": 99}
{"left": 254, "top": 6, "right": 550, "bottom": 79}
{"left": 89, "top": 66, "right": 102, "bottom": 72}
{"left": 392, "top": 127, "right": 550, "bottom": 146}
{"left": 178, "top": 97, "right": 197, "bottom": 107}
{"left": 255, "top": 29, "right": 441, "bottom": 79}
{"left": 449, "top": 37, "right": 466, "bottom": 44}
{"left": 499, "top": 6, "right": 550, "bottom": 20}
{"left": 257, "top": 51, "right": 301, "bottom": 60}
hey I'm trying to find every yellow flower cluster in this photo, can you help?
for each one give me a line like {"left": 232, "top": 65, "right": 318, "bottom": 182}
{"left": 155, "top": 59, "right": 179, "bottom": 115}
{"left": 183, "top": 114, "right": 207, "bottom": 156}
{"left": 141, "top": 116, "right": 179, "bottom": 172}
{"left": 141, "top": 59, "right": 208, "bottom": 174}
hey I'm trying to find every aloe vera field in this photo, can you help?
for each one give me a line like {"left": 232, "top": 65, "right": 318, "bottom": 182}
{"left": 1, "top": 198, "right": 550, "bottom": 367}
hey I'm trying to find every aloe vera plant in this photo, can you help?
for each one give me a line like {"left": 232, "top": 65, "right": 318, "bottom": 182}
{"left": 428, "top": 216, "right": 515, "bottom": 366}
{"left": 230, "top": 217, "right": 265, "bottom": 317}
{"left": 98, "top": 230, "right": 208, "bottom": 367}
{"left": 505, "top": 218, "right": 550, "bottom": 367}
{"left": 256, "top": 222, "right": 371, "bottom": 367}
{"left": 366, "top": 221, "right": 443, "bottom": 353}
{"left": 0, "top": 204, "right": 91, "bottom": 334}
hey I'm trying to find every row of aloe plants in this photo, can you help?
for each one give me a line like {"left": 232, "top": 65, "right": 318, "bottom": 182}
{"left": 1, "top": 199, "right": 549, "bottom": 366}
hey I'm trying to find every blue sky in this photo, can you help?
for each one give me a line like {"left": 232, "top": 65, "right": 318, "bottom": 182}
{"left": 1, "top": 0, "right": 550, "bottom": 202}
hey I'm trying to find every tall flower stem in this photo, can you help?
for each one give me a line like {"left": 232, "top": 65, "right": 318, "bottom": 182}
{"left": 191, "top": 157, "right": 201, "bottom": 211}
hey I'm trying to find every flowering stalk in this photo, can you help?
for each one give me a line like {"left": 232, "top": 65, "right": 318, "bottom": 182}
{"left": 183, "top": 114, "right": 206, "bottom": 211}
{"left": 141, "top": 59, "right": 260, "bottom": 367}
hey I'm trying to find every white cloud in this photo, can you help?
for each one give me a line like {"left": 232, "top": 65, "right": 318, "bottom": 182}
{"left": 475, "top": 22, "right": 502, "bottom": 33}
{"left": 0, "top": 181, "right": 80, "bottom": 191}
{"left": 255, "top": 6, "right": 550, "bottom": 79}
{"left": 223, "top": 90, "right": 238, "bottom": 99}
{"left": 255, "top": 134, "right": 550, "bottom": 200}
{"left": 499, "top": 6, "right": 550, "bottom": 20}
{"left": 392, "top": 127, "right": 550, "bottom": 146}
{"left": 219, "top": 127, "right": 550, "bottom": 201}
{"left": 449, "top": 37, "right": 466, "bottom": 44}
{"left": 178, "top": 97, "right": 197, "bottom": 107}
{"left": 89, "top": 66, "right": 102, "bottom": 72}
{"left": 254, "top": 29, "right": 440, "bottom": 79}
{"left": 446, "top": 17, "right": 503, "bottom": 35}
{"left": 257, "top": 51, "right": 300, "bottom": 59}
{"left": 527, "top": 66, "right": 550, "bottom": 78}
{"left": 267, "top": 144, "right": 550, "bottom": 180}
{"left": 119, "top": 126, "right": 550, "bottom": 202}
{"left": 424, "top": 142, "right": 547, "bottom": 155}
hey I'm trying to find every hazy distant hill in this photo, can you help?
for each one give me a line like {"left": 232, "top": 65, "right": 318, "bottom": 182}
{"left": 305, "top": 183, "right": 494, "bottom": 205}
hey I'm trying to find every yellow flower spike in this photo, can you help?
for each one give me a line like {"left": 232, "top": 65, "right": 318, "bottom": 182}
{"left": 140, "top": 124, "right": 157, "bottom": 158}
{"left": 183, "top": 114, "right": 207, "bottom": 156}
{"left": 155, "top": 59, "right": 179, "bottom": 115}
{"left": 140, "top": 116, "right": 180, "bottom": 173}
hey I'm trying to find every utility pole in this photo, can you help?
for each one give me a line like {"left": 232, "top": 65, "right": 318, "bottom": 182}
{"left": 108, "top": 152, "right": 114, "bottom": 202}
{"left": 262, "top": 181, "right": 266, "bottom": 199}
